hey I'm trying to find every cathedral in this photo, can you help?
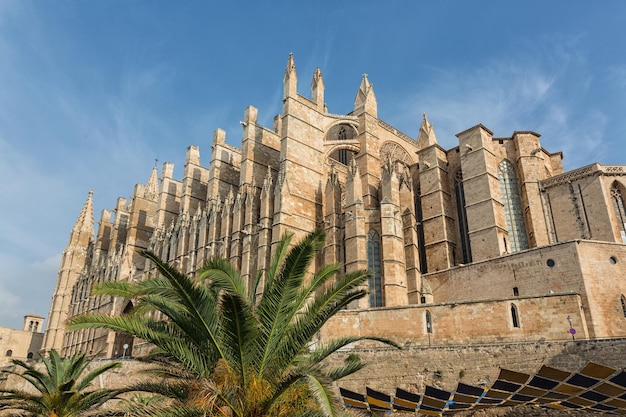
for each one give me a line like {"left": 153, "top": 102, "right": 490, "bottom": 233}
{"left": 43, "top": 54, "right": 626, "bottom": 359}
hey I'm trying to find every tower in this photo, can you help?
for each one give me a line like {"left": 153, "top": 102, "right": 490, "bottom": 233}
{"left": 43, "top": 191, "right": 94, "bottom": 352}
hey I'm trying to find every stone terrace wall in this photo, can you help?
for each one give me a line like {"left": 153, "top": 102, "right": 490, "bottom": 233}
{"left": 3, "top": 339, "right": 626, "bottom": 416}
{"left": 329, "top": 338, "right": 626, "bottom": 394}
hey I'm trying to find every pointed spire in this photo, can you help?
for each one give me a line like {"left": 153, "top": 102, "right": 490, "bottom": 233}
{"left": 283, "top": 53, "right": 298, "bottom": 98}
{"left": 349, "top": 156, "right": 359, "bottom": 177}
{"left": 311, "top": 67, "right": 325, "bottom": 109}
{"left": 400, "top": 162, "right": 412, "bottom": 189}
{"left": 226, "top": 186, "right": 235, "bottom": 206}
{"left": 354, "top": 73, "right": 377, "bottom": 116}
{"left": 70, "top": 190, "right": 95, "bottom": 247}
{"left": 146, "top": 165, "right": 159, "bottom": 200}
{"left": 277, "top": 158, "right": 286, "bottom": 187}
{"left": 345, "top": 157, "right": 363, "bottom": 204}
{"left": 74, "top": 190, "right": 94, "bottom": 234}
{"left": 262, "top": 165, "right": 274, "bottom": 195}
{"left": 416, "top": 113, "right": 438, "bottom": 150}
{"left": 328, "top": 163, "right": 339, "bottom": 186}
{"left": 382, "top": 152, "right": 394, "bottom": 176}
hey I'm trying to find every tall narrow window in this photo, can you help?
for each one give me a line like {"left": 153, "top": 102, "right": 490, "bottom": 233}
{"left": 425, "top": 311, "right": 433, "bottom": 333}
{"left": 621, "top": 295, "right": 626, "bottom": 318}
{"left": 367, "top": 230, "right": 383, "bottom": 307}
{"left": 338, "top": 127, "right": 348, "bottom": 165}
{"left": 498, "top": 160, "right": 529, "bottom": 252}
{"left": 511, "top": 304, "right": 520, "bottom": 328}
{"left": 454, "top": 171, "right": 472, "bottom": 263}
{"left": 415, "top": 186, "right": 428, "bottom": 273}
{"left": 611, "top": 184, "right": 626, "bottom": 243}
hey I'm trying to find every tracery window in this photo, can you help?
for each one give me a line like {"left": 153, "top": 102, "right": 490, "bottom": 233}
{"left": 328, "top": 124, "right": 357, "bottom": 166}
{"left": 454, "top": 170, "right": 472, "bottom": 263}
{"left": 611, "top": 183, "right": 626, "bottom": 243}
{"left": 337, "top": 127, "right": 348, "bottom": 165}
{"left": 511, "top": 304, "right": 520, "bottom": 328}
{"left": 498, "top": 160, "right": 529, "bottom": 252}
{"left": 367, "top": 230, "right": 383, "bottom": 307}
{"left": 338, "top": 126, "right": 347, "bottom": 140}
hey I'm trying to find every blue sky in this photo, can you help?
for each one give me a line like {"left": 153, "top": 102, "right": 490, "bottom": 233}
{"left": 1, "top": 1, "right": 625, "bottom": 329}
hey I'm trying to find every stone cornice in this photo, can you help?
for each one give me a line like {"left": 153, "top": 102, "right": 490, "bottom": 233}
{"left": 540, "top": 163, "right": 626, "bottom": 189}
{"left": 377, "top": 119, "right": 415, "bottom": 145}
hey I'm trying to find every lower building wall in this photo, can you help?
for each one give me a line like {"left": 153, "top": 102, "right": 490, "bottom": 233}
{"left": 322, "top": 294, "right": 586, "bottom": 347}
{"left": 425, "top": 242, "right": 588, "bottom": 304}
{"left": 0, "top": 327, "right": 44, "bottom": 366}
{"left": 576, "top": 241, "right": 626, "bottom": 338}
{"left": 329, "top": 337, "right": 626, "bottom": 395}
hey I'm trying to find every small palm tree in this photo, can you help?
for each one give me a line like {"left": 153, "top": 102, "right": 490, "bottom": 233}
{"left": 69, "top": 230, "right": 398, "bottom": 417}
{"left": 0, "top": 349, "right": 122, "bottom": 417}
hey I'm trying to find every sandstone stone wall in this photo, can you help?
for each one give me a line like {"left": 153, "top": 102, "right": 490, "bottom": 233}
{"left": 322, "top": 294, "right": 586, "bottom": 346}
{"left": 4, "top": 339, "right": 626, "bottom": 416}
{"left": 331, "top": 338, "right": 626, "bottom": 416}
{"left": 0, "top": 326, "right": 43, "bottom": 366}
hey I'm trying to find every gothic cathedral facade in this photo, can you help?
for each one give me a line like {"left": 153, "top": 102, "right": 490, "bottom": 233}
{"left": 44, "top": 54, "right": 626, "bottom": 357}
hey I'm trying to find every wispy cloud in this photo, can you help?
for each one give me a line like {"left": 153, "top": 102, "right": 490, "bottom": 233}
{"left": 386, "top": 34, "right": 606, "bottom": 170}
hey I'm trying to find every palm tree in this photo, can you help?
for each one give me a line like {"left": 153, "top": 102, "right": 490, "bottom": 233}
{"left": 0, "top": 349, "right": 122, "bottom": 417}
{"left": 69, "top": 230, "right": 398, "bottom": 417}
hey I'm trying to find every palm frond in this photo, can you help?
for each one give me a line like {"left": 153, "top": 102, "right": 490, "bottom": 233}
{"left": 0, "top": 349, "right": 121, "bottom": 417}
{"left": 304, "top": 373, "right": 337, "bottom": 417}
{"left": 197, "top": 256, "right": 248, "bottom": 297}
{"left": 139, "top": 250, "right": 228, "bottom": 361}
{"left": 265, "top": 278, "right": 370, "bottom": 376}
{"left": 217, "top": 291, "right": 258, "bottom": 383}
{"left": 308, "top": 336, "right": 400, "bottom": 365}
{"left": 256, "top": 230, "right": 324, "bottom": 376}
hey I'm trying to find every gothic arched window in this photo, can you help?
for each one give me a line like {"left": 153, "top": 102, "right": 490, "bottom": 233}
{"left": 621, "top": 295, "right": 626, "bottom": 318}
{"left": 454, "top": 170, "right": 472, "bottom": 263}
{"left": 338, "top": 126, "right": 347, "bottom": 140}
{"left": 425, "top": 311, "right": 433, "bottom": 334}
{"left": 337, "top": 127, "right": 348, "bottom": 164}
{"left": 611, "top": 183, "right": 626, "bottom": 243}
{"left": 511, "top": 304, "right": 520, "bottom": 328}
{"left": 367, "top": 230, "right": 383, "bottom": 307}
{"left": 498, "top": 160, "right": 529, "bottom": 252}
{"left": 415, "top": 185, "right": 427, "bottom": 273}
